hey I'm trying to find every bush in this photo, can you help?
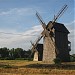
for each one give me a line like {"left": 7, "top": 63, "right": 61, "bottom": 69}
{"left": 0, "top": 58, "right": 5, "bottom": 60}
{"left": 4, "top": 57, "right": 11, "bottom": 60}
{"left": 70, "top": 55, "right": 75, "bottom": 62}
{"left": 0, "top": 57, "right": 15, "bottom": 60}
{"left": 15, "top": 58, "right": 25, "bottom": 60}
{"left": 0, "top": 57, "right": 33, "bottom": 61}
{"left": 15, "top": 58, "right": 33, "bottom": 61}
{"left": 53, "top": 58, "right": 61, "bottom": 65}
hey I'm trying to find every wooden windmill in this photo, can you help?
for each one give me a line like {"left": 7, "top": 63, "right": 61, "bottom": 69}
{"left": 30, "top": 36, "right": 42, "bottom": 61}
{"left": 30, "top": 4, "right": 68, "bottom": 62}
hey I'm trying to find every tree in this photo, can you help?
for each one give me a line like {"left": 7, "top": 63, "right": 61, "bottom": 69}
{"left": 9, "top": 48, "right": 15, "bottom": 59}
{"left": 0, "top": 47, "right": 9, "bottom": 58}
{"left": 53, "top": 58, "right": 61, "bottom": 65}
{"left": 0, "top": 47, "right": 32, "bottom": 60}
{"left": 70, "top": 54, "right": 75, "bottom": 62}
{"left": 14, "top": 48, "right": 24, "bottom": 58}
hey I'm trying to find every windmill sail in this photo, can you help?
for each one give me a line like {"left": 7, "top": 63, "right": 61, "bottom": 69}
{"left": 53, "top": 4, "right": 68, "bottom": 22}
{"left": 36, "top": 12, "right": 46, "bottom": 29}
{"left": 47, "top": 4, "right": 68, "bottom": 30}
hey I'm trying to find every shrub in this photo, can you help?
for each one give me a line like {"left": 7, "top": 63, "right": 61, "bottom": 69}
{"left": 70, "top": 55, "right": 75, "bottom": 62}
{"left": 53, "top": 58, "right": 61, "bottom": 65}
{"left": 4, "top": 57, "right": 10, "bottom": 60}
{"left": 15, "top": 58, "right": 29, "bottom": 60}
{"left": 0, "top": 58, "right": 5, "bottom": 60}
{"left": 15, "top": 58, "right": 23, "bottom": 60}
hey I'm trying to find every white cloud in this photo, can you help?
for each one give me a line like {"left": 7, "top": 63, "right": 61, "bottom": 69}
{"left": 0, "top": 7, "right": 47, "bottom": 33}
{"left": 0, "top": 20, "right": 75, "bottom": 54}
{"left": 65, "top": 20, "right": 75, "bottom": 54}
{"left": 0, "top": 8, "right": 35, "bottom": 16}
{"left": 0, "top": 7, "right": 37, "bottom": 33}
{"left": 0, "top": 7, "right": 44, "bottom": 50}
{"left": 0, "top": 25, "right": 43, "bottom": 50}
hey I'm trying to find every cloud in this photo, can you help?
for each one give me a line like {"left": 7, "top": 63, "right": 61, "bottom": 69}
{"left": 0, "top": 7, "right": 47, "bottom": 33}
{"left": 65, "top": 20, "right": 75, "bottom": 54}
{"left": 0, "top": 8, "right": 35, "bottom": 16}
{"left": 0, "top": 25, "right": 43, "bottom": 50}
{"left": 0, "top": 19, "right": 75, "bottom": 54}
{"left": 0, "top": 7, "right": 37, "bottom": 33}
{"left": 0, "top": 7, "right": 44, "bottom": 50}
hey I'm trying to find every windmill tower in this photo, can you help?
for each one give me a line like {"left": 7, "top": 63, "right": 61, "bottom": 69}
{"left": 30, "top": 4, "right": 69, "bottom": 62}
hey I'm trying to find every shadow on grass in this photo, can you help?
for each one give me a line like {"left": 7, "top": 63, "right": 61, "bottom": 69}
{"left": 0, "top": 64, "right": 12, "bottom": 68}
{"left": 0, "top": 64, "right": 18, "bottom": 69}
{"left": 24, "top": 63, "right": 75, "bottom": 70}
{"left": 0, "top": 63, "right": 75, "bottom": 70}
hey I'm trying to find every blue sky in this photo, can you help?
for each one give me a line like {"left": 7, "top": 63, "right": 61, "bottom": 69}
{"left": 0, "top": 0, "right": 74, "bottom": 54}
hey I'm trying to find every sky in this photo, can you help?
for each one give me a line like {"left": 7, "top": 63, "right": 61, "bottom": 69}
{"left": 0, "top": 0, "right": 74, "bottom": 54}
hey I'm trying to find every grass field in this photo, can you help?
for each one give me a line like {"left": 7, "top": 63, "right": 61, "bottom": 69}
{"left": 0, "top": 60, "right": 75, "bottom": 75}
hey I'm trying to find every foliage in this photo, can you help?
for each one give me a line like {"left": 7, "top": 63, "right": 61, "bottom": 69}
{"left": 0, "top": 47, "right": 32, "bottom": 60}
{"left": 53, "top": 58, "right": 61, "bottom": 65}
{"left": 70, "top": 54, "right": 75, "bottom": 62}
{"left": 0, "top": 47, "right": 9, "bottom": 58}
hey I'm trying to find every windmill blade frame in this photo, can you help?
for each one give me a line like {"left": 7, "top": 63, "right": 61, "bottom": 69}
{"left": 36, "top": 12, "right": 46, "bottom": 29}
{"left": 53, "top": 4, "right": 68, "bottom": 22}
{"left": 47, "top": 4, "right": 68, "bottom": 30}
{"left": 30, "top": 35, "right": 43, "bottom": 57}
{"left": 30, "top": 41, "right": 37, "bottom": 52}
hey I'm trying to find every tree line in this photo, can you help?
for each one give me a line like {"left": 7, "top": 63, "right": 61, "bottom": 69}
{"left": 0, "top": 47, "right": 32, "bottom": 60}
{"left": 0, "top": 47, "right": 75, "bottom": 61}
